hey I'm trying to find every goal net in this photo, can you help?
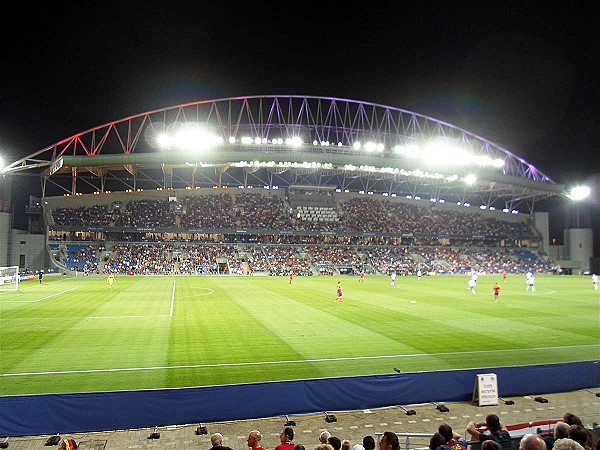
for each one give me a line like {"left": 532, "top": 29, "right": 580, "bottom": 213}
{"left": 0, "top": 266, "right": 19, "bottom": 292}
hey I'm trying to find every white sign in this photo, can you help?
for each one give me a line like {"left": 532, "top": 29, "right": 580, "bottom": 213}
{"left": 473, "top": 373, "right": 498, "bottom": 406}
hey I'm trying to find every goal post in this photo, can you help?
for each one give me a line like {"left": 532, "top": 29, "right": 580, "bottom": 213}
{"left": 0, "top": 266, "right": 20, "bottom": 291}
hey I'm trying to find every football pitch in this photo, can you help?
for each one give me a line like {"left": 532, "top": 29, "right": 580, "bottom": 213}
{"left": 0, "top": 274, "right": 598, "bottom": 396}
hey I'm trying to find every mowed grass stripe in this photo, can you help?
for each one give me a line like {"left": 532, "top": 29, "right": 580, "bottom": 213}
{"left": 0, "top": 274, "right": 597, "bottom": 395}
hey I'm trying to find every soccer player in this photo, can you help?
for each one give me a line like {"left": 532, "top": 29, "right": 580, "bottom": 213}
{"left": 359, "top": 270, "right": 365, "bottom": 282}
{"left": 592, "top": 274, "right": 598, "bottom": 291}
{"left": 390, "top": 271, "right": 397, "bottom": 286}
{"left": 38, "top": 270, "right": 43, "bottom": 284}
{"left": 417, "top": 269, "right": 422, "bottom": 281}
{"left": 107, "top": 273, "right": 116, "bottom": 290}
{"left": 289, "top": 270, "right": 294, "bottom": 284}
{"left": 493, "top": 283, "right": 501, "bottom": 302}
{"left": 468, "top": 277, "right": 476, "bottom": 295}
{"left": 502, "top": 270, "right": 507, "bottom": 283}
{"left": 526, "top": 274, "right": 535, "bottom": 292}
{"left": 335, "top": 281, "right": 343, "bottom": 303}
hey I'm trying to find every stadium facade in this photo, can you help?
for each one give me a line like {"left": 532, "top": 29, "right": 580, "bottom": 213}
{"left": 0, "top": 95, "right": 594, "bottom": 273}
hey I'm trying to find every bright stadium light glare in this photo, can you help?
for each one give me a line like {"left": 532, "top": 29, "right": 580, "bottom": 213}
{"left": 286, "top": 137, "right": 302, "bottom": 148}
{"left": 566, "top": 185, "right": 591, "bottom": 201}
{"left": 465, "top": 174, "right": 477, "bottom": 185}
{"left": 228, "top": 136, "right": 236, "bottom": 144}
{"left": 353, "top": 141, "right": 361, "bottom": 150}
{"left": 170, "top": 125, "right": 223, "bottom": 152}
{"left": 364, "top": 142, "right": 376, "bottom": 152}
{"left": 157, "top": 133, "right": 171, "bottom": 148}
{"left": 422, "top": 140, "right": 472, "bottom": 165}
{"left": 395, "top": 143, "right": 419, "bottom": 158}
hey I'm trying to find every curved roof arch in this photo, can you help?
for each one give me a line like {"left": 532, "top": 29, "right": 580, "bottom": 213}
{"left": 3, "top": 95, "right": 564, "bottom": 213}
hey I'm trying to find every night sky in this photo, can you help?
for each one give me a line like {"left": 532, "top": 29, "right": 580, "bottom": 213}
{"left": 1, "top": 2, "right": 598, "bottom": 239}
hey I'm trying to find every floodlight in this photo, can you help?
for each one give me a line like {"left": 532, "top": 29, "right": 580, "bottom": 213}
{"left": 365, "top": 141, "right": 377, "bottom": 152}
{"left": 353, "top": 141, "right": 361, "bottom": 150}
{"left": 228, "top": 137, "right": 236, "bottom": 144}
{"left": 465, "top": 174, "right": 477, "bottom": 185}
{"left": 479, "top": 205, "right": 487, "bottom": 210}
{"left": 285, "top": 137, "right": 301, "bottom": 147}
{"left": 567, "top": 185, "right": 591, "bottom": 201}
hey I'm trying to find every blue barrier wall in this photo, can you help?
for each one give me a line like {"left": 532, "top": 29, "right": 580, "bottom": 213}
{"left": 1, "top": 361, "right": 598, "bottom": 437}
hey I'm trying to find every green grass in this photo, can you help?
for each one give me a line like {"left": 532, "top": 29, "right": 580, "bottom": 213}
{"left": 0, "top": 274, "right": 598, "bottom": 396}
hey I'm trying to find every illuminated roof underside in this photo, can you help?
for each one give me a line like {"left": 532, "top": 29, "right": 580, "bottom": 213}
{"left": 4, "top": 95, "right": 563, "bottom": 214}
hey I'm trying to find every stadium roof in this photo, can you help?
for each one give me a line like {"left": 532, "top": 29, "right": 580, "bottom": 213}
{"left": 2, "top": 95, "right": 566, "bottom": 214}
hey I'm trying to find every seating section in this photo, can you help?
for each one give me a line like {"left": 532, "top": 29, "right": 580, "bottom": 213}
{"left": 47, "top": 190, "right": 552, "bottom": 275}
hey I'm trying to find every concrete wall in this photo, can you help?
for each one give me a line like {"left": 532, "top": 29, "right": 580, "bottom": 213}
{"left": 565, "top": 228, "right": 593, "bottom": 273}
{"left": 533, "top": 212, "right": 549, "bottom": 254}
{"left": 9, "top": 230, "right": 46, "bottom": 270}
{"left": 0, "top": 212, "right": 10, "bottom": 266}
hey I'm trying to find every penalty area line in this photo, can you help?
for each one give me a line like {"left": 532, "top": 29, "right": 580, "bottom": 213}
{"left": 170, "top": 279, "right": 176, "bottom": 316}
{"left": 2, "top": 344, "right": 597, "bottom": 377}
{"left": 0, "top": 286, "right": 83, "bottom": 303}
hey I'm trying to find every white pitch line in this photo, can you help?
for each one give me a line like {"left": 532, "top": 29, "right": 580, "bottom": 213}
{"left": 34, "top": 286, "right": 83, "bottom": 302}
{"left": 1, "top": 344, "right": 597, "bottom": 377}
{"left": 2, "top": 286, "right": 84, "bottom": 303}
{"left": 170, "top": 279, "right": 176, "bottom": 316}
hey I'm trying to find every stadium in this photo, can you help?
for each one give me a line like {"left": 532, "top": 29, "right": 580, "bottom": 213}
{"left": 0, "top": 96, "right": 598, "bottom": 447}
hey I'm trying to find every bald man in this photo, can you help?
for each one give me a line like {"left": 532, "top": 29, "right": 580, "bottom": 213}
{"left": 210, "top": 433, "right": 234, "bottom": 450}
{"left": 248, "top": 430, "right": 266, "bottom": 450}
{"left": 519, "top": 434, "right": 547, "bottom": 450}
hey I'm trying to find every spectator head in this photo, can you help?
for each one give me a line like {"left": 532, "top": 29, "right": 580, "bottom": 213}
{"left": 211, "top": 433, "right": 224, "bottom": 447}
{"left": 328, "top": 436, "right": 342, "bottom": 450}
{"left": 342, "top": 440, "right": 352, "bottom": 450}
{"left": 429, "top": 433, "right": 448, "bottom": 450}
{"left": 553, "top": 439, "right": 585, "bottom": 450}
{"left": 486, "top": 414, "right": 502, "bottom": 432}
{"left": 294, "top": 446, "right": 306, "bottom": 450}
{"left": 563, "top": 414, "right": 582, "bottom": 426}
{"left": 247, "top": 430, "right": 262, "bottom": 449}
{"left": 316, "top": 445, "right": 335, "bottom": 450}
{"left": 568, "top": 425, "right": 591, "bottom": 449}
{"left": 482, "top": 441, "right": 503, "bottom": 450}
{"left": 519, "top": 434, "right": 547, "bottom": 450}
{"left": 281, "top": 427, "right": 294, "bottom": 443}
{"left": 379, "top": 432, "right": 399, "bottom": 450}
{"left": 438, "top": 424, "right": 453, "bottom": 442}
{"left": 320, "top": 431, "right": 331, "bottom": 444}
{"left": 363, "top": 435, "right": 376, "bottom": 450}
{"left": 554, "top": 423, "right": 570, "bottom": 440}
